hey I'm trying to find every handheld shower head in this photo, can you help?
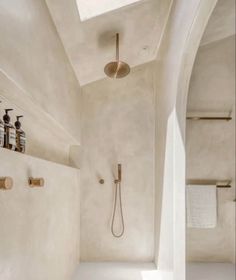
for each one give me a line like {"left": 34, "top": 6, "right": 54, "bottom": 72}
{"left": 118, "top": 164, "right": 122, "bottom": 182}
{"left": 111, "top": 163, "right": 125, "bottom": 238}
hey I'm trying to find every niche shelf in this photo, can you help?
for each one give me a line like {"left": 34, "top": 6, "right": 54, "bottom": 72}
{"left": 0, "top": 70, "right": 80, "bottom": 166}
{"left": 0, "top": 146, "right": 79, "bottom": 171}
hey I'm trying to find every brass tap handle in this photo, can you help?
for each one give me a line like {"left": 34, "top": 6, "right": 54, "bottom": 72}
{"left": 29, "top": 177, "right": 44, "bottom": 188}
{"left": 0, "top": 177, "right": 13, "bottom": 190}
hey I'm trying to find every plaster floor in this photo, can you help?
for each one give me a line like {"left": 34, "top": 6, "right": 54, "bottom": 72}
{"left": 187, "top": 262, "right": 235, "bottom": 280}
{"left": 73, "top": 262, "right": 157, "bottom": 280}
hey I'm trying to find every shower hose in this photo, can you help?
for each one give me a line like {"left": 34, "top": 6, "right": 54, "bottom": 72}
{"left": 111, "top": 181, "right": 125, "bottom": 238}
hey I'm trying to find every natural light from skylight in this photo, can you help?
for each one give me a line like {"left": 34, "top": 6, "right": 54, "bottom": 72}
{"left": 76, "top": 0, "right": 141, "bottom": 21}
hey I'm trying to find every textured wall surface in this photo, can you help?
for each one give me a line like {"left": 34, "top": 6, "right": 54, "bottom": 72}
{"left": 187, "top": 263, "right": 235, "bottom": 280}
{"left": 0, "top": 148, "right": 80, "bottom": 280}
{"left": 80, "top": 63, "right": 155, "bottom": 261}
{"left": 200, "top": 0, "right": 235, "bottom": 46}
{"left": 186, "top": 35, "right": 235, "bottom": 263}
{"left": 0, "top": 0, "right": 81, "bottom": 160}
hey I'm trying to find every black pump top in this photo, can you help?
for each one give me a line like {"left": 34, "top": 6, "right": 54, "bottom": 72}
{"left": 3, "top": 109, "right": 13, "bottom": 124}
{"left": 15, "top": 115, "right": 23, "bottom": 129}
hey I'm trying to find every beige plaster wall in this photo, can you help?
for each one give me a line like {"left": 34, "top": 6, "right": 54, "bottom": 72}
{"left": 186, "top": 35, "right": 235, "bottom": 263}
{"left": 0, "top": 148, "right": 80, "bottom": 280}
{"left": 80, "top": 63, "right": 155, "bottom": 261}
{"left": 0, "top": 0, "right": 81, "bottom": 164}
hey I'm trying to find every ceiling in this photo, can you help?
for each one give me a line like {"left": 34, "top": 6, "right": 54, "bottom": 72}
{"left": 44, "top": 0, "right": 235, "bottom": 86}
{"left": 201, "top": 0, "right": 235, "bottom": 45}
{"left": 45, "top": 0, "right": 172, "bottom": 86}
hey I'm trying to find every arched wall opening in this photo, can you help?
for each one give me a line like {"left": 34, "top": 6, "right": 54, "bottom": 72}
{"left": 185, "top": 1, "right": 235, "bottom": 277}
{"left": 153, "top": 0, "right": 219, "bottom": 279}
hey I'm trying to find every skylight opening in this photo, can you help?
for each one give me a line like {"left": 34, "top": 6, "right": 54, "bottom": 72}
{"left": 76, "top": 0, "right": 141, "bottom": 21}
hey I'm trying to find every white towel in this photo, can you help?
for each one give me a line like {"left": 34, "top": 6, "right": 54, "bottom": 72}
{"left": 187, "top": 185, "right": 217, "bottom": 228}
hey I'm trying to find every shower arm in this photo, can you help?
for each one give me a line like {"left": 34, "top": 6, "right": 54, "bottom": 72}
{"left": 116, "top": 33, "right": 119, "bottom": 61}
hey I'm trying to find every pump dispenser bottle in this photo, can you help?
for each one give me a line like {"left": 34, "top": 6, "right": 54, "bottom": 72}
{"left": 3, "top": 109, "right": 16, "bottom": 150}
{"left": 15, "top": 115, "right": 26, "bottom": 153}
{"left": 0, "top": 101, "right": 4, "bottom": 147}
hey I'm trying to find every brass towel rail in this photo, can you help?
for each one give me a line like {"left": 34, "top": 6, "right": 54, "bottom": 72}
{"left": 187, "top": 180, "right": 232, "bottom": 188}
{"left": 187, "top": 111, "right": 232, "bottom": 121}
{"left": 187, "top": 116, "right": 232, "bottom": 121}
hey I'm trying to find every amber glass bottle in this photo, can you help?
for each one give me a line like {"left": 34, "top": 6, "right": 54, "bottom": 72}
{"left": 3, "top": 109, "right": 16, "bottom": 151}
{"left": 15, "top": 115, "right": 26, "bottom": 153}
{"left": 0, "top": 101, "right": 4, "bottom": 147}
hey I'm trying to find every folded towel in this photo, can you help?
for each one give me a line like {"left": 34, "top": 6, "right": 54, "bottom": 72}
{"left": 186, "top": 185, "right": 217, "bottom": 228}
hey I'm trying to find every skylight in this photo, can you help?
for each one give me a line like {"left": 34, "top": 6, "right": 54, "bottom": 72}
{"left": 76, "top": 0, "right": 141, "bottom": 21}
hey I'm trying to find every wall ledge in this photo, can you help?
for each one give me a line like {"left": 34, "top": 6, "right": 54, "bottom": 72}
{"left": 0, "top": 147, "right": 80, "bottom": 170}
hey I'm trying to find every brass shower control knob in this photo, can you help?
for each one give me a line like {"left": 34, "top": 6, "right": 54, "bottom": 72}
{"left": 29, "top": 177, "right": 44, "bottom": 188}
{"left": 0, "top": 177, "right": 13, "bottom": 190}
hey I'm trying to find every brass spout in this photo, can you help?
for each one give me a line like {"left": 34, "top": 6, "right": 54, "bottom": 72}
{"left": 29, "top": 177, "right": 44, "bottom": 188}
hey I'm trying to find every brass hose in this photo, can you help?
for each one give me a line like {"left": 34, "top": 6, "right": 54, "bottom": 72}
{"left": 111, "top": 181, "right": 125, "bottom": 238}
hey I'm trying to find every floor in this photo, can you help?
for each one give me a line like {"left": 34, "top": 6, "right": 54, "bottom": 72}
{"left": 72, "top": 262, "right": 157, "bottom": 280}
{"left": 73, "top": 262, "right": 235, "bottom": 280}
{"left": 187, "top": 262, "right": 235, "bottom": 280}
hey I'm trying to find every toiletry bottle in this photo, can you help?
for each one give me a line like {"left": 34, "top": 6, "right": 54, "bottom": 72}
{"left": 0, "top": 101, "right": 4, "bottom": 147}
{"left": 3, "top": 109, "right": 16, "bottom": 150}
{"left": 15, "top": 115, "right": 26, "bottom": 153}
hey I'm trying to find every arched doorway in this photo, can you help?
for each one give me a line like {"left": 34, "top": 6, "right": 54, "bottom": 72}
{"left": 185, "top": 0, "right": 235, "bottom": 278}
{"left": 154, "top": 1, "right": 219, "bottom": 279}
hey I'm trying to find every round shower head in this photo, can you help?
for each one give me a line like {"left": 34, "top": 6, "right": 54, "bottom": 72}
{"left": 104, "top": 33, "right": 130, "bottom": 79}
{"left": 104, "top": 60, "right": 130, "bottom": 79}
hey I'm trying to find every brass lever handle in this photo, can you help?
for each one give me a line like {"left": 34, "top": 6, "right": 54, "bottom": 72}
{"left": 0, "top": 177, "right": 13, "bottom": 190}
{"left": 29, "top": 177, "right": 44, "bottom": 188}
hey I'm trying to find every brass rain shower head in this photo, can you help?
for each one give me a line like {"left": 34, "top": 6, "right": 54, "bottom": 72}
{"left": 104, "top": 33, "right": 130, "bottom": 79}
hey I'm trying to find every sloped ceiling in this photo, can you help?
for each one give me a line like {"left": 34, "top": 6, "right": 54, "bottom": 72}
{"left": 45, "top": 0, "right": 235, "bottom": 86}
{"left": 45, "top": 0, "right": 172, "bottom": 86}
{"left": 201, "top": 0, "right": 235, "bottom": 45}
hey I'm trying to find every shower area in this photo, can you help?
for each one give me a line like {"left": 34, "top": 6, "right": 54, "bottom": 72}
{"left": 0, "top": 0, "right": 235, "bottom": 279}
{"left": 75, "top": 62, "right": 156, "bottom": 278}
{"left": 0, "top": 0, "right": 164, "bottom": 278}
